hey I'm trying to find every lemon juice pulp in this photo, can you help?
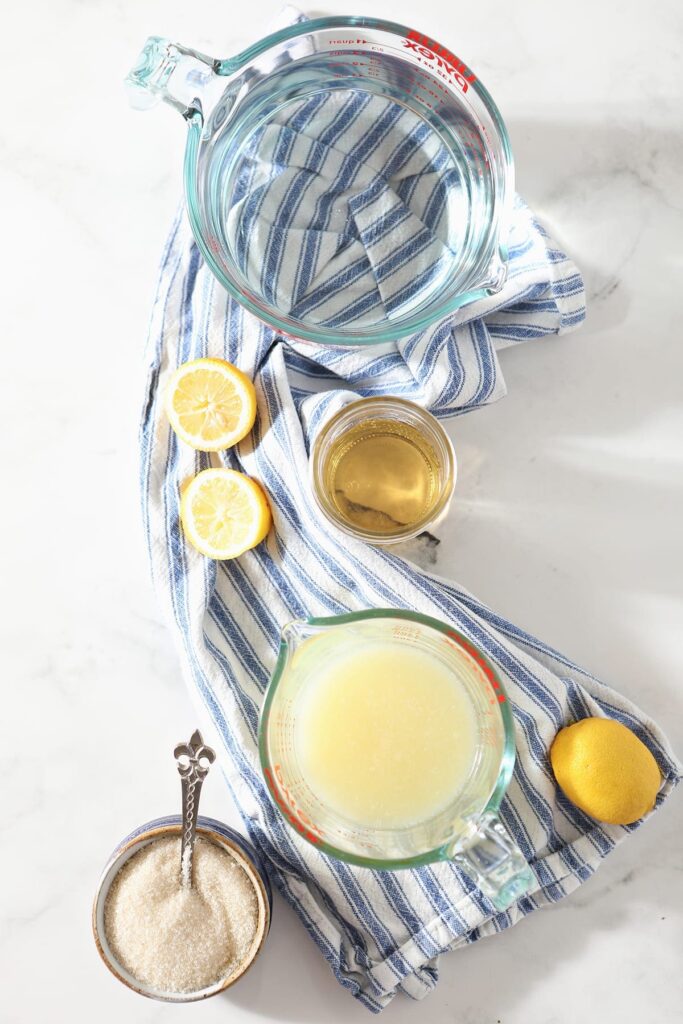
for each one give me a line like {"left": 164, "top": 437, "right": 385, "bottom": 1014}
{"left": 295, "top": 642, "right": 477, "bottom": 830}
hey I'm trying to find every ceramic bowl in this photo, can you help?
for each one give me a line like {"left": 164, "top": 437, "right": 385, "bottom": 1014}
{"left": 92, "top": 815, "right": 272, "bottom": 1002}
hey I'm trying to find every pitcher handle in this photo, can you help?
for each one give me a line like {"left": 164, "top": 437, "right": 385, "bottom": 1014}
{"left": 125, "top": 36, "right": 221, "bottom": 116}
{"left": 450, "top": 812, "right": 535, "bottom": 911}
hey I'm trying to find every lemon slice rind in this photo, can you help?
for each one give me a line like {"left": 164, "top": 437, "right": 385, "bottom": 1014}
{"left": 165, "top": 358, "right": 257, "bottom": 452}
{"left": 180, "top": 468, "right": 271, "bottom": 560}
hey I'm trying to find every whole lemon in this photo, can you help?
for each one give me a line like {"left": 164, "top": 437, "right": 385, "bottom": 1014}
{"left": 550, "top": 717, "right": 661, "bottom": 825}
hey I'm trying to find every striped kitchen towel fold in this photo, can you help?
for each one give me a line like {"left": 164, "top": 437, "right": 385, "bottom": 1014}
{"left": 138, "top": 12, "right": 679, "bottom": 1012}
{"left": 140, "top": 207, "right": 680, "bottom": 1011}
{"left": 222, "top": 5, "right": 586, "bottom": 340}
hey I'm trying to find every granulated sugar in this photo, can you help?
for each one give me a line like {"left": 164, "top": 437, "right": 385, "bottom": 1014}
{"left": 104, "top": 837, "right": 259, "bottom": 993}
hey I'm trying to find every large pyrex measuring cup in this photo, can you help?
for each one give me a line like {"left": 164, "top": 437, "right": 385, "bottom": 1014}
{"left": 259, "top": 610, "right": 534, "bottom": 911}
{"left": 126, "top": 17, "right": 513, "bottom": 347}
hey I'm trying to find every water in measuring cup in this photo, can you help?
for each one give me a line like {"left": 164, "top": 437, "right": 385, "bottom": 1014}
{"left": 294, "top": 639, "right": 478, "bottom": 830}
{"left": 208, "top": 83, "right": 491, "bottom": 330}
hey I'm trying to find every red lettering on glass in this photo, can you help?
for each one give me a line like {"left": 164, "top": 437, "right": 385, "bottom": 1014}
{"left": 403, "top": 31, "right": 476, "bottom": 93}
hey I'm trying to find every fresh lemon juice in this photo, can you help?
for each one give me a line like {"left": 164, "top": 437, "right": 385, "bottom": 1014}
{"left": 295, "top": 642, "right": 477, "bottom": 830}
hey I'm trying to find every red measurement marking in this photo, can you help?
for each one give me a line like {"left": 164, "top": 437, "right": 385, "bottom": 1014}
{"left": 403, "top": 31, "right": 476, "bottom": 93}
{"left": 265, "top": 766, "right": 323, "bottom": 844}
{"left": 446, "top": 630, "right": 506, "bottom": 704}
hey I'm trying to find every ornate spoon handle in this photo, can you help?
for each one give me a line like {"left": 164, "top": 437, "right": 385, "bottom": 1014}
{"left": 174, "top": 730, "right": 216, "bottom": 888}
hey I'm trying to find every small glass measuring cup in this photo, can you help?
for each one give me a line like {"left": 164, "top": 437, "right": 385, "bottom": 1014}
{"left": 259, "top": 610, "right": 534, "bottom": 911}
{"left": 126, "top": 17, "right": 513, "bottom": 346}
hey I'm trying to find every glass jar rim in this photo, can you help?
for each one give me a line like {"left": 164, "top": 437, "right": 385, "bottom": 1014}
{"left": 309, "top": 396, "right": 457, "bottom": 544}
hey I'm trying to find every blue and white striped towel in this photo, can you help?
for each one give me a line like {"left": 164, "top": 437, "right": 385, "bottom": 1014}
{"left": 226, "top": 5, "right": 488, "bottom": 328}
{"left": 139, "top": 19, "right": 680, "bottom": 1013}
{"left": 230, "top": 87, "right": 482, "bottom": 327}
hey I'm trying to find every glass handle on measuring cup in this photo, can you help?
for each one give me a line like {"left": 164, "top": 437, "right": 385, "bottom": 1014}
{"left": 450, "top": 812, "right": 535, "bottom": 911}
{"left": 125, "top": 36, "right": 221, "bottom": 117}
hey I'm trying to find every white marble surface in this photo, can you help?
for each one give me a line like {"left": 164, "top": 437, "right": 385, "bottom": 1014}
{"left": 1, "top": 1, "right": 682, "bottom": 1021}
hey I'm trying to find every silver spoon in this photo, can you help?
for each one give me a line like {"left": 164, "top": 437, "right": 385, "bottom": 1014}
{"left": 174, "top": 729, "right": 216, "bottom": 888}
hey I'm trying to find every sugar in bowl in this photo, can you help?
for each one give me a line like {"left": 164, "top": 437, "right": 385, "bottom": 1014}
{"left": 92, "top": 732, "right": 271, "bottom": 1002}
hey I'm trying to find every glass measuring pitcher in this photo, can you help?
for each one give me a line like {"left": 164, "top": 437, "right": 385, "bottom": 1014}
{"left": 259, "top": 609, "right": 534, "bottom": 911}
{"left": 126, "top": 17, "right": 513, "bottom": 347}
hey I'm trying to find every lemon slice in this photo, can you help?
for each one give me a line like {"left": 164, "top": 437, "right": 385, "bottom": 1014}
{"left": 180, "top": 468, "right": 272, "bottom": 559}
{"left": 165, "top": 358, "right": 257, "bottom": 451}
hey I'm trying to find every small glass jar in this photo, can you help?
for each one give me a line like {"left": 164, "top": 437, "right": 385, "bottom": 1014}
{"left": 309, "top": 397, "right": 456, "bottom": 545}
